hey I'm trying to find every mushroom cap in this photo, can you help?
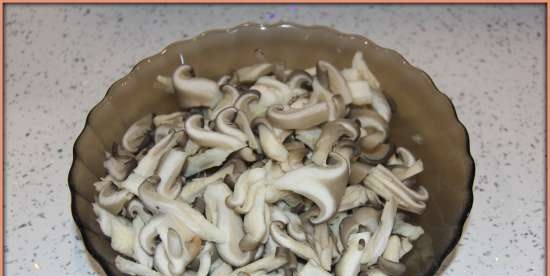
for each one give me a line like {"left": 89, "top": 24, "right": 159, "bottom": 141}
{"left": 359, "top": 143, "right": 396, "bottom": 166}
{"left": 122, "top": 114, "right": 153, "bottom": 153}
{"left": 349, "top": 162, "right": 372, "bottom": 185}
{"left": 311, "top": 119, "right": 360, "bottom": 166}
{"left": 286, "top": 69, "right": 313, "bottom": 90}
{"left": 172, "top": 65, "right": 223, "bottom": 108}
{"left": 185, "top": 114, "right": 246, "bottom": 150}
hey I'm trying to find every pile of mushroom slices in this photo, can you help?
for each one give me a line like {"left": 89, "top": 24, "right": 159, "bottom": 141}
{"left": 92, "top": 51, "right": 429, "bottom": 276}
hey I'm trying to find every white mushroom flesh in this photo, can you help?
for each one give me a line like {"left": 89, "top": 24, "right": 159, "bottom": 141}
{"left": 93, "top": 53, "right": 428, "bottom": 275}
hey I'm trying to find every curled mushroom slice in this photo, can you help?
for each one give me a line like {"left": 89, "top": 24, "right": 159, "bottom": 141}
{"left": 115, "top": 255, "right": 164, "bottom": 276}
{"left": 134, "top": 131, "right": 182, "bottom": 177}
{"left": 215, "top": 106, "right": 249, "bottom": 143}
{"left": 249, "top": 76, "right": 298, "bottom": 118}
{"left": 312, "top": 119, "right": 360, "bottom": 166}
{"left": 392, "top": 214, "right": 424, "bottom": 241}
{"left": 399, "top": 238, "right": 413, "bottom": 259}
{"left": 153, "top": 112, "right": 187, "bottom": 127}
{"left": 179, "top": 164, "right": 234, "bottom": 203}
{"left": 254, "top": 118, "right": 289, "bottom": 162}
{"left": 336, "top": 232, "right": 371, "bottom": 276}
{"left": 350, "top": 162, "right": 372, "bottom": 185}
{"left": 280, "top": 141, "right": 308, "bottom": 172}
{"left": 234, "top": 90, "right": 261, "bottom": 121}
{"left": 286, "top": 69, "right": 313, "bottom": 91}
{"left": 270, "top": 221, "right": 321, "bottom": 265}
{"left": 203, "top": 182, "right": 254, "bottom": 267}
{"left": 127, "top": 199, "right": 152, "bottom": 222}
{"left": 139, "top": 176, "right": 225, "bottom": 242}
{"left": 296, "top": 260, "right": 332, "bottom": 276}
{"left": 195, "top": 242, "right": 214, "bottom": 276}
{"left": 377, "top": 235, "right": 406, "bottom": 276}
{"left": 271, "top": 153, "right": 349, "bottom": 224}
{"left": 183, "top": 147, "right": 235, "bottom": 177}
{"left": 93, "top": 204, "right": 135, "bottom": 257}
{"left": 103, "top": 150, "right": 137, "bottom": 182}
{"left": 226, "top": 167, "right": 267, "bottom": 212}
{"left": 361, "top": 197, "right": 397, "bottom": 265}
{"left": 317, "top": 60, "right": 353, "bottom": 105}
{"left": 266, "top": 94, "right": 346, "bottom": 130}
{"left": 364, "top": 165, "right": 428, "bottom": 214}
{"left": 347, "top": 80, "right": 374, "bottom": 106}
{"left": 155, "top": 149, "right": 187, "bottom": 199}
{"left": 97, "top": 182, "right": 133, "bottom": 214}
{"left": 295, "top": 127, "right": 322, "bottom": 149}
{"left": 391, "top": 160, "right": 424, "bottom": 182}
{"left": 359, "top": 143, "right": 396, "bottom": 166}
{"left": 210, "top": 84, "right": 241, "bottom": 119}
{"left": 185, "top": 114, "right": 246, "bottom": 150}
{"left": 339, "top": 207, "right": 382, "bottom": 251}
{"left": 131, "top": 216, "right": 153, "bottom": 269}
{"left": 231, "top": 247, "right": 290, "bottom": 276}
{"left": 338, "top": 185, "right": 369, "bottom": 212}
{"left": 351, "top": 52, "right": 380, "bottom": 91}
{"left": 312, "top": 222, "right": 333, "bottom": 271}
{"left": 122, "top": 114, "right": 153, "bottom": 153}
{"left": 172, "top": 65, "right": 223, "bottom": 108}
{"left": 138, "top": 214, "right": 201, "bottom": 275}
{"left": 235, "top": 63, "right": 275, "bottom": 84}
{"left": 387, "top": 147, "right": 416, "bottom": 167}
{"left": 240, "top": 185, "right": 269, "bottom": 251}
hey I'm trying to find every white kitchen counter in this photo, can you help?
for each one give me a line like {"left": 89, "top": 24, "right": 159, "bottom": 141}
{"left": 4, "top": 4, "right": 545, "bottom": 275}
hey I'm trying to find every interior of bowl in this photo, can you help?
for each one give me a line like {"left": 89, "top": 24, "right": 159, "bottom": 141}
{"left": 68, "top": 22, "right": 474, "bottom": 276}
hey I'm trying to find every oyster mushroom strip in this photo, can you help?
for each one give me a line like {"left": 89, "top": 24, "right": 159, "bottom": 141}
{"left": 179, "top": 163, "right": 235, "bottom": 203}
{"left": 122, "top": 113, "right": 154, "bottom": 153}
{"left": 296, "top": 260, "right": 332, "bottom": 276}
{"left": 270, "top": 205, "right": 307, "bottom": 241}
{"left": 120, "top": 131, "right": 182, "bottom": 195}
{"left": 336, "top": 232, "right": 371, "bottom": 276}
{"left": 203, "top": 181, "right": 254, "bottom": 267}
{"left": 138, "top": 176, "right": 225, "bottom": 242}
{"left": 364, "top": 164, "right": 429, "bottom": 214}
{"left": 93, "top": 204, "right": 135, "bottom": 257}
{"left": 155, "top": 149, "right": 188, "bottom": 199}
{"left": 248, "top": 76, "right": 305, "bottom": 119}
{"left": 266, "top": 94, "right": 346, "bottom": 130}
{"left": 231, "top": 247, "right": 293, "bottom": 276}
{"left": 115, "top": 255, "right": 164, "bottom": 276}
{"left": 172, "top": 64, "right": 223, "bottom": 108}
{"left": 139, "top": 213, "right": 201, "bottom": 275}
{"left": 361, "top": 197, "right": 398, "bottom": 266}
{"left": 311, "top": 119, "right": 360, "bottom": 166}
{"left": 209, "top": 84, "right": 241, "bottom": 120}
{"left": 216, "top": 106, "right": 259, "bottom": 162}
{"left": 316, "top": 60, "right": 353, "bottom": 105}
{"left": 253, "top": 118, "right": 291, "bottom": 162}
{"left": 97, "top": 181, "right": 133, "bottom": 214}
{"left": 267, "top": 152, "right": 349, "bottom": 224}
{"left": 270, "top": 221, "right": 322, "bottom": 266}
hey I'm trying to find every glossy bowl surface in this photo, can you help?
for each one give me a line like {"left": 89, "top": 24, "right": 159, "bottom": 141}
{"left": 68, "top": 22, "right": 474, "bottom": 276}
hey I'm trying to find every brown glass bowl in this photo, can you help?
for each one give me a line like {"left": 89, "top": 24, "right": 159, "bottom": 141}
{"left": 68, "top": 22, "right": 474, "bottom": 276}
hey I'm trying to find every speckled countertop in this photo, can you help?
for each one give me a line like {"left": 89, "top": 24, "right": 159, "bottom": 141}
{"left": 4, "top": 4, "right": 545, "bottom": 276}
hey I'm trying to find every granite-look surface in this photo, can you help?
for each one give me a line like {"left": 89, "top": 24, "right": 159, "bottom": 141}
{"left": 4, "top": 5, "right": 545, "bottom": 276}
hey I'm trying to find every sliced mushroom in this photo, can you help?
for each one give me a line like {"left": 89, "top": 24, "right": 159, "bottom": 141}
{"left": 265, "top": 95, "right": 346, "bottom": 130}
{"left": 349, "top": 162, "right": 372, "bottom": 185}
{"left": 139, "top": 176, "right": 225, "bottom": 242}
{"left": 103, "top": 150, "right": 137, "bottom": 182}
{"left": 359, "top": 143, "right": 395, "bottom": 166}
{"left": 253, "top": 118, "right": 289, "bottom": 162}
{"left": 392, "top": 214, "right": 424, "bottom": 241}
{"left": 153, "top": 112, "right": 187, "bottom": 127}
{"left": 295, "top": 127, "right": 322, "bottom": 149}
{"left": 351, "top": 52, "right": 380, "bottom": 91}
{"left": 203, "top": 182, "right": 254, "bottom": 266}
{"left": 179, "top": 164, "right": 235, "bottom": 203}
{"left": 377, "top": 235, "right": 406, "bottom": 276}
{"left": 155, "top": 149, "right": 187, "bottom": 199}
{"left": 336, "top": 232, "right": 371, "bottom": 276}
{"left": 317, "top": 60, "right": 353, "bottom": 104}
{"left": 235, "top": 63, "right": 275, "bottom": 84}
{"left": 312, "top": 119, "right": 360, "bottom": 166}
{"left": 127, "top": 199, "right": 152, "bottom": 222}
{"left": 226, "top": 167, "right": 267, "bottom": 213}
{"left": 312, "top": 222, "right": 333, "bottom": 271}
{"left": 338, "top": 185, "right": 369, "bottom": 212}
{"left": 339, "top": 207, "right": 382, "bottom": 251}
{"left": 97, "top": 181, "right": 134, "bottom": 214}
{"left": 271, "top": 153, "right": 349, "bottom": 224}
{"left": 122, "top": 114, "right": 153, "bottom": 153}
{"left": 364, "top": 165, "right": 428, "bottom": 214}
{"left": 93, "top": 203, "right": 135, "bottom": 257}
{"left": 231, "top": 247, "right": 290, "bottom": 276}
{"left": 280, "top": 141, "right": 308, "bottom": 172}
{"left": 172, "top": 65, "right": 223, "bottom": 108}
{"left": 270, "top": 221, "right": 321, "bottom": 265}
{"left": 361, "top": 197, "right": 397, "bottom": 265}
{"left": 210, "top": 84, "right": 241, "bottom": 119}
{"left": 240, "top": 185, "right": 269, "bottom": 251}
{"left": 249, "top": 76, "right": 297, "bottom": 119}
{"left": 286, "top": 69, "right": 313, "bottom": 91}
{"left": 223, "top": 157, "right": 248, "bottom": 187}
{"left": 387, "top": 147, "right": 416, "bottom": 167}
{"left": 183, "top": 147, "right": 235, "bottom": 177}
{"left": 234, "top": 90, "right": 261, "bottom": 121}
{"left": 195, "top": 242, "right": 214, "bottom": 276}
{"left": 185, "top": 114, "right": 246, "bottom": 150}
